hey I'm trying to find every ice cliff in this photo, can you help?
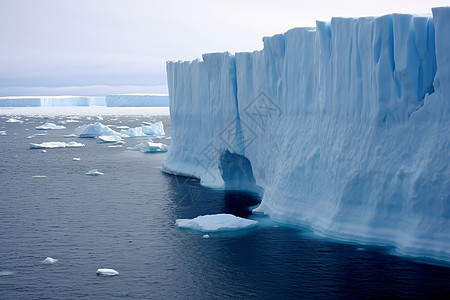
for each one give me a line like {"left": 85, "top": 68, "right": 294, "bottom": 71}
{"left": 162, "top": 8, "right": 450, "bottom": 262}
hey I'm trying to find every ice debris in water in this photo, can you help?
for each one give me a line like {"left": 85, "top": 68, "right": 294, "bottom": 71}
{"left": 64, "top": 134, "right": 77, "bottom": 138}
{"left": 36, "top": 122, "right": 66, "bottom": 130}
{"left": 97, "top": 135, "right": 123, "bottom": 143}
{"left": 120, "top": 121, "right": 165, "bottom": 137}
{"left": 0, "top": 131, "right": 6, "bottom": 136}
{"left": 32, "top": 175, "right": 46, "bottom": 178}
{"left": 128, "top": 140, "right": 168, "bottom": 153}
{"left": 73, "top": 157, "right": 81, "bottom": 161}
{"left": 74, "top": 122, "right": 121, "bottom": 138}
{"left": 0, "top": 271, "right": 14, "bottom": 276}
{"left": 29, "top": 141, "right": 85, "bottom": 149}
{"left": 203, "top": 234, "right": 210, "bottom": 238}
{"left": 6, "top": 118, "right": 22, "bottom": 123}
{"left": 86, "top": 169, "right": 104, "bottom": 176}
{"left": 96, "top": 268, "right": 119, "bottom": 276}
{"left": 175, "top": 214, "right": 258, "bottom": 232}
{"left": 42, "top": 257, "right": 58, "bottom": 264}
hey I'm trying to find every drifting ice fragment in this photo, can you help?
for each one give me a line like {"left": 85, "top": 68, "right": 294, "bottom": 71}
{"left": 128, "top": 140, "right": 168, "bottom": 153}
{"left": 36, "top": 122, "right": 66, "bottom": 130}
{"left": 64, "top": 134, "right": 77, "bottom": 138}
{"left": 42, "top": 257, "right": 58, "bottom": 264}
{"left": 0, "top": 131, "right": 6, "bottom": 136}
{"left": 73, "top": 157, "right": 81, "bottom": 161}
{"left": 120, "top": 121, "right": 165, "bottom": 137}
{"left": 42, "top": 150, "right": 47, "bottom": 153}
{"left": 96, "top": 268, "right": 119, "bottom": 276}
{"left": 32, "top": 175, "right": 46, "bottom": 178}
{"left": 74, "top": 122, "right": 121, "bottom": 138}
{"left": 203, "top": 234, "right": 210, "bottom": 238}
{"left": 175, "top": 214, "right": 258, "bottom": 232}
{"left": 97, "top": 135, "right": 123, "bottom": 143}
{"left": 0, "top": 271, "right": 14, "bottom": 276}
{"left": 29, "top": 141, "right": 85, "bottom": 149}
{"left": 86, "top": 169, "right": 103, "bottom": 176}
{"left": 6, "top": 118, "right": 22, "bottom": 123}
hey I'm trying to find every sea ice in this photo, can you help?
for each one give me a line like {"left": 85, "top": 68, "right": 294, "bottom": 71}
{"left": 86, "top": 169, "right": 104, "bottom": 176}
{"left": 120, "top": 121, "right": 165, "bottom": 137}
{"left": 42, "top": 257, "right": 58, "bottom": 264}
{"left": 36, "top": 122, "right": 66, "bottom": 130}
{"left": 29, "top": 141, "right": 85, "bottom": 149}
{"left": 128, "top": 140, "right": 168, "bottom": 153}
{"left": 0, "top": 131, "right": 6, "bottom": 136}
{"left": 73, "top": 157, "right": 81, "bottom": 161}
{"left": 6, "top": 118, "right": 22, "bottom": 123}
{"left": 0, "top": 271, "right": 14, "bottom": 276}
{"left": 32, "top": 175, "right": 46, "bottom": 178}
{"left": 74, "top": 122, "right": 121, "bottom": 138}
{"left": 97, "top": 135, "right": 123, "bottom": 143}
{"left": 96, "top": 268, "right": 119, "bottom": 276}
{"left": 175, "top": 214, "right": 258, "bottom": 232}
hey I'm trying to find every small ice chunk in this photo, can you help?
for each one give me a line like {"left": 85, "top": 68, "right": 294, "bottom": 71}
{"left": 120, "top": 121, "right": 165, "bottom": 137}
{"left": 108, "top": 145, "right": 123, "bottom": 148}
{"left": 128, "top": 140, "right": 168, "bottom": 153}
{"left": 94, "top": 116, "right": 104, "bottom": 121}
{"left": 73, "top": 157, "right": 81, "bottom": 161}
{"left": 0, "top": 271, "right": 14, "bottom": 276}
{"left": 86, "top": 169, "right": 103, "bottom": 176}
{"left": 65, "top": 119, "right": 80, "bottom": 123}
{"left": 42, "top": 257, "right": 58, "bottom": 264}
{"left": 175, "top": 214, "right": 258, "bottom": 232}
{"left": 42, "top": 150, "right": 47, "bottom": 153}
{"left": 97, "top": 135, "right": 123, "bottom": 143}
{"left": 0, "top": 131, "right": 7, "bottom": 136}
{"left": 96, "top": 268, "right": 119, "bottom": 276}
{"left": 32, "top": 175, "right": 46, "bottom": 178}
{"left": 36, "top": 122, "right": 66, "bottom": 130}
{"left": 29, "top": 141, "right": 85, "bottom": 149}
{"left": 115, "top": 125, "right": 129, "bottom": 129}
{"left": 203, "top": 234, "right": 210, "bottom": 238}
{"left": 64, "top": 134, "right": 78, "bottom": 138}
{"left": 6, "top": 118, "right": 22, "bottom": 123}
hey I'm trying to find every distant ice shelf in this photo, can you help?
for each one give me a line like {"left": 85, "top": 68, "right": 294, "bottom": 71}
{"left": 163, "top": 7, "right": 450, "bottom": 262}
{"left": 0, "top": 94, "right": 169, "bottom": 107}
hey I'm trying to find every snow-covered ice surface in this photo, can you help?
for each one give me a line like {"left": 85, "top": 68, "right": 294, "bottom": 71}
{"left": 36, "top": 122, "right": 66, "bottom": 130}
{"left": 163, "top": 8, "right": 450, "bottom": 262}
{"left": 42, "top": 257, "right": 58, "bottom": 264}
{"left": 175, "top": 214, "right": 258, "bottom": 232}
{"left": 106, "top": 94, "right": 169, "bottom": 107}
{"left": 128, "top": 140, "right": 168, "bottom": 153}
{"left": 29, "top": 141, "right": 85, "bottom": 149}
{"left": 96, "top": 268, "right": 119, "bottom": 276}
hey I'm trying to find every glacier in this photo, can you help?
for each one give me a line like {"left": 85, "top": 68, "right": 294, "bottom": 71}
{"left": 162, "top": 8, "right": 450, "bottom": 262}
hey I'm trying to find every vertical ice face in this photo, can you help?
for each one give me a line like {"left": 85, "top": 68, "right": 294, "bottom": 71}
{"left": 163, "top": 8, "right": 450, "bottom": 262}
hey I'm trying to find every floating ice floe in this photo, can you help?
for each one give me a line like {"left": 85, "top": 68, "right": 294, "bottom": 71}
{"left": 42, "top": 257, "right": 58, "bottom": 264}
{"left": 97, "top": 135, "right": 123, "bottom": 143}
{"left": 74, "top": 122, "right": 121, "bottom": 138}
{"left": 108, "top": 145, "right": 122, "bottom": 148}
{"left": 96, "top": 268, "right": 119, "bottom": 276}
{"left": 42, "top": 150, "right": 47, "bottom": 153}
{"left": 0, "top": 131, "right": 6, "bottom": 136}
{"left": 36, "top": 122, "right": 66, "bottom": 130}
{"left": 203, "top": 234, "right": 210, "bottom": 238}
{"left": 65, "top": 119, "right": 80, "bottom": 123}
{"left": 29, "top": 141, "right": 85, "bottom": 149}
{"left": 64, "top": 134, "right": 78, "bottom": 138}
{"left": 128, "top": 140, "right": 168, "bottom": 153}
{"left": 32, "top": 175, "right": 46, "bottom": 178}
{"left": 0, "top": 271, "right": 14, "bottom": 276}
{"left": 94, "top": 116, "right": 104, "bottom": 121}
{"left": 73, "top": 157, "right": 81, "bottom": 161}
{"left": 120, "top": 121, "right": 165, "bottom": 137}
{"left": 115, "top": 125, "right": 129, "bottom": 129}
{"left": 175, "top": 214, "right": 258, "bottom": 232}
{"left": 6, "top": 118, "right": 22, "bottom": 123}
{"left": 86, "top": 169, "right": 103, "bottom": 176}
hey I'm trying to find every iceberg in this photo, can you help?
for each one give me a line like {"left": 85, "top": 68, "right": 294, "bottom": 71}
{"left": 96, "top": 268, "right": 119, "bottom": 276}
{"left": 42, "top": 257, "right": 58, "bottom": 264}
{"left": 0, "top": 96, "right": 106, "bottom": 107}
{"left": 97, "top": 135, "right": 123, "bottom": 143}
{"left": 163, "top": 8, "right": 450, "bottom": 262}
{"left": 29, "top": 141, "right": 85, "bottom": 149}
{"left": 128, "top": 140, "right": 168, "bottom": 153}
{"left": 120, "top": 121, "right": 165, "bottom": 137}
{"left": 36, "top": 122, "right": 66, "bottom": 130}
{"left": 105, "top": 94, "right": 169, "bottom": 107}
{"left": 74, "top": 122, "right": 120, "bottom": 138}
{"left": 86, "top": 169, "right": 103, "bottom": 176}
{"left": 175, "top": 214, "right": 258, "bottom": 232}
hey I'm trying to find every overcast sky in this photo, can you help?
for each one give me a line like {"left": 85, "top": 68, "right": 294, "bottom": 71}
{"left": 0, "top": 0, "right": 448, "bottom": 96}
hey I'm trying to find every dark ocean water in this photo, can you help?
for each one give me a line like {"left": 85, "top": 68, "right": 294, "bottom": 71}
{"left": 1, "top": 114, "right": 450, "bottom": 300}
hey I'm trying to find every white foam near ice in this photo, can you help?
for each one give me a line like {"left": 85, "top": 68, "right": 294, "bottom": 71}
{"left": 175, "top": 214, "right": 258, "bottom": 232}
{"left": 128, "top": 140, "right": 168, "bottom": 153}
{"left": 96, "top": 268, "right": 119, "bottom": 276}
{"left": 36, "top": 122, "right": 66, "bottom": 130}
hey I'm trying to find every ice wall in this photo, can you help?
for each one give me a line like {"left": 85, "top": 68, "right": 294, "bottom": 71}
{"left": 105, "top": 94, "right": 169, "bottom": 107}
{"left": 0, "top": 96, "right": 106, "bottom": 107}
{"left": 163, "top": 8, "right": 450, "bottom": 262}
